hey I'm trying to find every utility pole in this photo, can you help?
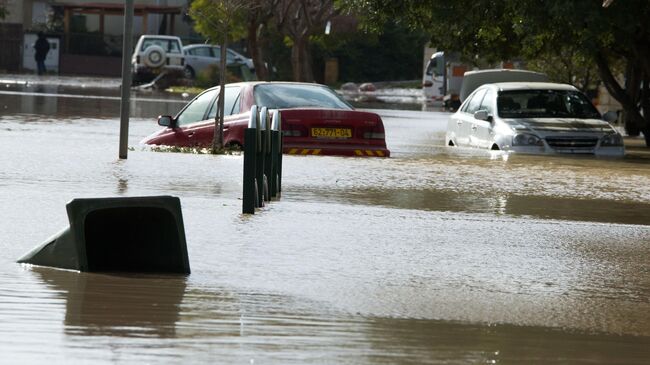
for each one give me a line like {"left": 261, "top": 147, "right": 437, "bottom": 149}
{"left": 119, "top": 0, "right": 134, "bottom": 159}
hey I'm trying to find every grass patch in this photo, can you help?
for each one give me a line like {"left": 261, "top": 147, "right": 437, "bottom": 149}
{"left": 164, "top": 86, "right": 205, "bottom": 95}
{"left": 150, "top": 145, "right": 242, "bottom": 155}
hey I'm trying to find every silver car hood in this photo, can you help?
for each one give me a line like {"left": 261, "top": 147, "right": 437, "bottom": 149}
{"left": 504, "top": 118, "right": 614, "bottom": 135}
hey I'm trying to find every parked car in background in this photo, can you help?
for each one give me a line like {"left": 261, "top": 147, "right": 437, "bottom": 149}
{"left": 422, "top": 51, "right": 534, "bottom": 110}
{"left": 141, "top": 82, "right": 390, "bottom": 157}
{"left": 446, "top": 82, "right": 624, "bottom": 157}
{"left": 182, "top": 44, "right": 254, "bottom": 79}
{"left": 131, "top": 35, "right": 185, "bottom": 83}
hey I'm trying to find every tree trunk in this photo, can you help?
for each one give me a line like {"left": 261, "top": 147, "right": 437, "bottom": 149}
{"left": 594, "top": 50, "right": 649, "bottom": 146}
{"left": 212, "top": 35, "right": 228, "bottom": 153}
{"left": 643, "top": 74, "right": 650, "bottom": 146}
{"left": 291, "top": 36, "right": 313, "bottom": 82}
{"left": 290, "top": 37, "right": 303, "bottom": 81}
{"left": 248, "top": 20, "right": 268, "bottom": 81}
{"left": 299, "top": 37, "right": 313, "bottom": 82}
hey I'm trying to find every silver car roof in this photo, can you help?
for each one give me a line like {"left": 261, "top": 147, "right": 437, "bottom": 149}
{"left": 491, "top": 82, "right": 578, "bottom": 92}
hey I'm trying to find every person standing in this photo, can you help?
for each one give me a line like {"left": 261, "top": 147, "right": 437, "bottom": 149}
{"left": 34, "top": 32, "right": 50, "bottom": 75}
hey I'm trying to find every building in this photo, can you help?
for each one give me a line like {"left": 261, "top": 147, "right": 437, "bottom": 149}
{"left": 0, "top": 0, "right": 195, "bottom": 76}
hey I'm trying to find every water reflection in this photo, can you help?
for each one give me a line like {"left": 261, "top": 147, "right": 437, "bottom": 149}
{"left": 365, "top": 317, "right": 650, "bottom": 364}
{"left": 23, "top": 266, "right": 650, "bottom": 363}
{"left": 295, "top": 188, "right": 650, "bottom": 225}
{"left": 0, "top": 84, "right": 186, "bottom": 119}
{"left": 112, "top": 160, "right": 129, "bottom": 195}
{"left": 31, "top": 267, "right": 186, "bottom": 338}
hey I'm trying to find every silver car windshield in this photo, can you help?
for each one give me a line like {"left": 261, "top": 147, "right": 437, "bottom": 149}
{"left": 497, "top": 90, "right": 601, "bottom": 119}
{"left": 254, "top": 84, "right": 353, "bottom": 110}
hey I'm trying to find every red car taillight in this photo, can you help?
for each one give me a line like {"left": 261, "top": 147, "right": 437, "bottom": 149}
{"left": 363, "top": 121, "right": 386, "bottom": 140}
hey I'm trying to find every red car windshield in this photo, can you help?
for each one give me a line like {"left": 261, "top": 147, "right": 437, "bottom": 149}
{"left": 254, "top": 84, "right": 353, "bottom": 110}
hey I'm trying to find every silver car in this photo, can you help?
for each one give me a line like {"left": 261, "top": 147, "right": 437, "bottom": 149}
{"left": 446, "top": 82, "right": 624, "bottom": 157}
{"left": 182, "top": 44, "right": 254, "bottom": 79}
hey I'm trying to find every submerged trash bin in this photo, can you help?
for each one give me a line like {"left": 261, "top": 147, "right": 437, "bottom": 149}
{"left": 17, "top": 196, "right": 190, "bottom": 274}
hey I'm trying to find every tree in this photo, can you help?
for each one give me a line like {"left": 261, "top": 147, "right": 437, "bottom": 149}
{"left": 245, "top": 0, "right": 279, "bottom": 81}
{"left": 525, "top": 45, "right": 602, "bottom": 93}
{"left": 189, "top": 0, "right": 249, "bottom": 153}
{"left": 345, "top": 0, "right": 650, "bottom": 146}
{"left": 311, "top": 20, "right": 428, "bottom": 83}
{"left": 0, "top": 0, "right": 8, "bottom": 20}
{"left": 276, "top": 0, "right": 337, "bottom": 82}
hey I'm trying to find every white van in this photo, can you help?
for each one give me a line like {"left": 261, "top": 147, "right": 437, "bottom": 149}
{"left": 422, "top": 51, "right": 468, "bottom": 109}
{"left": 131, "top": 35, "right": 185, "bottom": 83}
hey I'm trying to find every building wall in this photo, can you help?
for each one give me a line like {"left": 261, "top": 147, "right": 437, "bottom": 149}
{"left": 61, "top": 0, "right": 192, "bottom": 37}
{"left": 2, "top": 0, "right": 193, "bottom": 37}
{"left": 1, "top": 0, "right": 196, "bottom": 76}
{"left": 1, "top": 0, "right": 28, "bottom": 24}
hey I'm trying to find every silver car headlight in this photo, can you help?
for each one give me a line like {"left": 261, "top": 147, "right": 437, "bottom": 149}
{"left": 512, "top": 133, "right": 543, "bottom": 146}
{"left": 600, "top": 133, "right": 624, "bottom": 147}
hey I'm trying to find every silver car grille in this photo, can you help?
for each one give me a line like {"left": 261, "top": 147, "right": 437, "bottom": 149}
{"left": 545, "top": 137, "right": 598, "bottom": 149}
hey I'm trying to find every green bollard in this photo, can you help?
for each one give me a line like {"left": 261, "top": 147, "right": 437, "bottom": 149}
{"left": 272, "top": 110, "right": 283, "bottom": 195}
{"left": 263, "top": 108, "right": 273, "bottom": 202}
{"left": 242, "top": 127, "right": 257, "bottom": 214}
{"left": 255, "top": 107, "right": 266, "bottom": 208}
{"left": 270, "top": 129, "right": 279, "bottom": 198}
{"left": 243, "top": 105, "right": 260, "bottom": 214}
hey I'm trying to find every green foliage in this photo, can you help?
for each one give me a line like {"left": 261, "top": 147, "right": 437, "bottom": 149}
{"left": 194, "top": 64, "right": 255, "bottom": 88}
{"left": 346, "top": 0, "right": 650, "bottom": 142}
{"left": 311, "top": 21, "right": 428, "bottom": 83}
{"left": 263, "top": 24, "right": 293, "bottom": 80}
{"left": 525, "top": 46, "right": 601, "bottom": 92}
{"left": 189, "top": 0, "right": 248, "bottom": 44}
{"left": 0, "top": 0, "right": 7, "bottom": 20}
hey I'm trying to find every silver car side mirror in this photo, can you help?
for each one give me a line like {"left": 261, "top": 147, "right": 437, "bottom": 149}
{"left": 603, "top": 111, "right": 618, "bottom": 123}
{"left": 474, "top": 110, "right": 490, "bottom": 121}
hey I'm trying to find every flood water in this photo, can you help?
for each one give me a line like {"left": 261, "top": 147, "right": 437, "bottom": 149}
{"left": 1, "top": 81, "right": 650, "bottom": 364}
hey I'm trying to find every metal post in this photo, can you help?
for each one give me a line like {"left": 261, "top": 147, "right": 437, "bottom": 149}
{"left": 270, "top": 110, "right": 282, "bottom": 198}
{"left": 242, "top": 106, "right": 259, "bottom": 214}
{"left": 274, "top": 110, "right": 283, "bottom": 195}
{"left": 256, "top": 107, "right": 267, "bottom": 206}
{"left": 242, "top": 129, "right": 258, "bottom": 214}
{"left": 118, "top": 0, "right": 134, "bottom": 159}
{"left": 270, "top": 129, "right": 279, "bottom": 198}
{"left": 263, "top": 108, "right": 273, "bottom": 202}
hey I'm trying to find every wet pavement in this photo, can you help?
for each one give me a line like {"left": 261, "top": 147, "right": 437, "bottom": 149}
{"left": 1, "top": 81, "right": 650, "bottom": 363}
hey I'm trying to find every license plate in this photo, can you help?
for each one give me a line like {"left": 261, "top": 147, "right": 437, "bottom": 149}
{"left": 311, "top": 128, "right": 352, "bottom": 139}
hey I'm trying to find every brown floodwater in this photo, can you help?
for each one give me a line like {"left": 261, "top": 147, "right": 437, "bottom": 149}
{"left": 0, "top": 84, "right": 649, "bottom": 363}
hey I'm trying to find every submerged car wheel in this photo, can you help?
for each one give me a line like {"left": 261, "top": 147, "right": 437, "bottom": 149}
{"left": 183, "top": 66, "right": 195, "bottom": 79}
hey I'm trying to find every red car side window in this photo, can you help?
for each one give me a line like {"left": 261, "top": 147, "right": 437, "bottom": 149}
{"left": 176, "top": 89, "right": 217, "bottom": 126}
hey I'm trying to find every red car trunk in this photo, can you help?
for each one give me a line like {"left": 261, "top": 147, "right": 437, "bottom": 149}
{"left": 279, "top": 108, "right": 390, "bottom": 157}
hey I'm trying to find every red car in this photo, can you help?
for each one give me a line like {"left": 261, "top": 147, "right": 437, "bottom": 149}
{"left": 141, "top": 82, "right": 390, "bottom": 157}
